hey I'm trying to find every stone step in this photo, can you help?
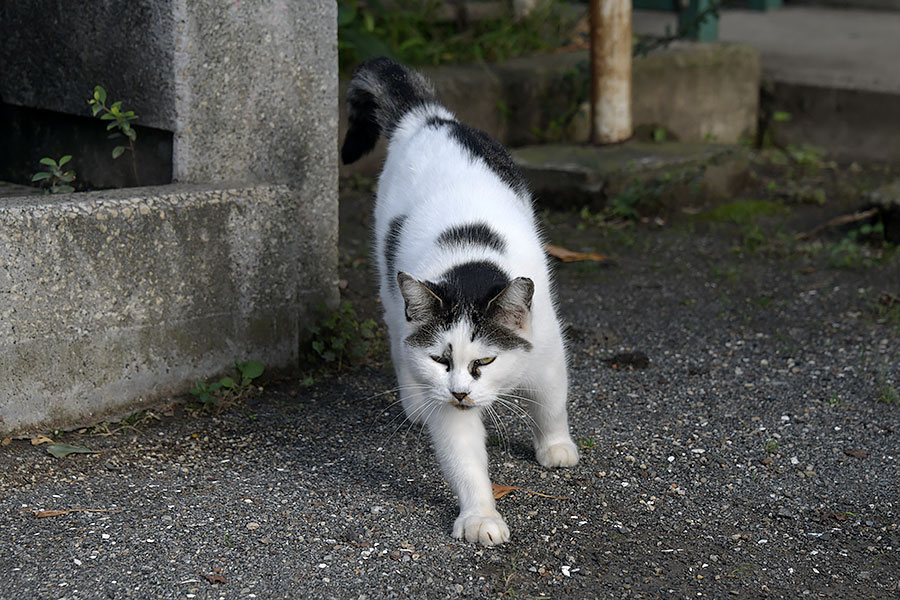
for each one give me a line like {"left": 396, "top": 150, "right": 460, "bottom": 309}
{"left": 511, "top": 141, "right": 749, "bottom": 212}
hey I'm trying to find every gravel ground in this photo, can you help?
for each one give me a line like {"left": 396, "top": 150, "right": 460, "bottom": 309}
{"left": 2, "top": 177, "right": 899, "bottom": 600}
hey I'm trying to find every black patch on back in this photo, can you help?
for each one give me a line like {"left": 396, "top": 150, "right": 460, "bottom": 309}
{"left": 426, "top": 117, "right": 530, "bottom": 197}
{"left": 403, "top": 260, "right": 532, "bottom": 351}
{"left": 384, "top": 215, "right": 407, "bottom": 286}
{"left": 437, "top": 222, "right": 506, "bottom": 253}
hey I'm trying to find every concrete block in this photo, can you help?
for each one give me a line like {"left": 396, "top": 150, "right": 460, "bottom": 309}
{"left": 340, "top": 44, "right": 759, "bottom": 178}
{"left": 173, "top": 0, "right": 338, "bottom": 185}
{"left": 0, "top": 184, "right": 338, "bottom": 435}
{"left": 0, "top": 0, "right": 177, "bottom": 130}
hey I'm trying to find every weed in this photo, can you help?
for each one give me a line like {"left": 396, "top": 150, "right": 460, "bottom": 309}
{"left": 306, "top": 301, "right": 381, "bottom": 370}
{"left": 877, "top": 378, "right": 898, "bottom": 404}
{"left": 189, "top": 360, "right": 265, "bottom": 410}
{"left": 827, "top": 222, "right": 885, "bottom": 269}
{"left": 87, "top": 85, "right": 140, "bottom": 184}
{"left": 31, "top": 155, "right": 76, "bottom": 193}
{"left": 827, "top": 392, "right": 842, "bottom": 406}
{"left": 764, "top": 439, "right": 779, "bottom": 453}
{"left": 338, "top": 0, "right": 572, "bottom": 71}
{"left": 577, "top": 437, "right": 595, "bottom": 450}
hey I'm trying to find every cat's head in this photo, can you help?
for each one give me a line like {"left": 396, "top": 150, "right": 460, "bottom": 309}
{"left": 397, "top": 265, "right": 533, "bottom": 411}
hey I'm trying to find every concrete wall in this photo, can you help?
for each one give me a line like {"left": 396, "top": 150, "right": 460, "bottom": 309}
{"left": 0, "top": 1, "right": 339, "bottom": 435}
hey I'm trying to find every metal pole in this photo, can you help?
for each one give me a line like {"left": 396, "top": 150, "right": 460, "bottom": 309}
{"left": 589, "top": 0, "right": 633, "bottom": 144}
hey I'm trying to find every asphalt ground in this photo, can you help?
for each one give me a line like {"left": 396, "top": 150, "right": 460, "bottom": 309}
{"left": 2, "top": 165, "right": 899, "bottom": 599}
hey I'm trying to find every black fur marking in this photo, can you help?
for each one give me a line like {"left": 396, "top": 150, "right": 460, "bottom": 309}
{"left": 437, "top": 222, "right": 506, "bottom": 253}
{"left": 342, "top": 57, "right": 435, "bottom": 164}
{"left": 384, "top": 215, "right": 407, "bottom": 287}
{"left": 403, "top": 261, "right": 532, "bottom": 351}
{"left": 426, "top": 117, "right": 530, "bottom": 197}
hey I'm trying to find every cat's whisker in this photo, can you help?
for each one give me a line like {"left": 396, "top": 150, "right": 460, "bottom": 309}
{"left": 496, "top": 396, "right": 544, "bottom": 437}
{"left": 365, "top": 383, "right": 432, "bottom": 402}
{"left": 486, "top": 405, "right": 511, "bottom": 458}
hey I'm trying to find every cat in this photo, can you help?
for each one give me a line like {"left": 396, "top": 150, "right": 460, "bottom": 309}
{"left": 341, "top": 57, "right": 579, "bottom": 546}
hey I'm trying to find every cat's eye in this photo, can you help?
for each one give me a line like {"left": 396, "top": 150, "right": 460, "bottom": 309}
{"left": 430, "top": 354, "right": 451, "bottom": 371}
{"left": 470, "top": 356, "right": 496, "bottom": 378}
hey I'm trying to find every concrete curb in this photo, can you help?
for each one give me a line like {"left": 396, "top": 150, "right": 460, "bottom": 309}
{"left": 0, "top": 184, "right": 338, "bottom": 435}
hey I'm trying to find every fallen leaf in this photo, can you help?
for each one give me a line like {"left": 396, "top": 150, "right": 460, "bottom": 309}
{"left": 1, "top": 437, "right": 11, "bottom": 447}
{"left": 30, "top": 434, "right": 55, "bottom": 446}
{"left": 843, "top": 448, "right": 868, "bottom": 459}
{"left": 202, "top": 572, "right": 228, "bottom": 585}
{"left": 46, "top": 444, "right": 99, "bottom": 458}
{"left": 492, "top": 483, "right": 520, "bottom": 500}
{"left": 545, "top": 244, "right": 612, "bottom": 264}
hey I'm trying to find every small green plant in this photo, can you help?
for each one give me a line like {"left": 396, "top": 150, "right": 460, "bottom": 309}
{"left": 31, "top": 155, "right": 76, "bottom": 193}
{"left": 87, "top": 85, "right": 140, "bottom": 183}
{"left": 827, "top": 222, "right": 885, "bottom": 269}
{"left": 877, "top": 378, "right": 898, "bottom": 404}
{"left": 827, "top": 392, "right": 842, "bottom": 406}
{"left": 189, "top": 360, "right": 265, "bottom": 409}
{"left": 577, "top": 437, "right": 596, "bottom": 450}
{"left": 338, "top": 0, "right": 573, "bottom": 71}
{"left": 307, "top": 301, "right": 380, "bottom": 370}
{"left": 764, "top": 439, "right": 780, "bottom": 453}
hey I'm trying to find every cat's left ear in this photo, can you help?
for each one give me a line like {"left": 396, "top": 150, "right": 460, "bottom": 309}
{"left": 486, "top": 277, "right": 533, "bottom": 331}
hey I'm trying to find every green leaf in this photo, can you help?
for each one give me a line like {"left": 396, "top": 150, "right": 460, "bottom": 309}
{"left": 39, "top": 157, "right": 57, "bottom": 167}
{"left": 52, "top": 185, "right": 75, "bottom": 194}
{"left": 46, "top": 443, "right": 98, "bottom": 458}
{"left": 219, "top": 377, "right": 236, "bottom": 389}
{"left": 111, "top": 101, "right": 122, "bottom": 112}
{"left": 31, "top": 172, "right": 52, "bottom": 182}
{"left": 94, "top": 86, "right": 107, "bottom": 104}
{"left": 99, "top": 113, "right": 116, "bottom": 120}
{"left": 773, "top": 111, "right": 792, "bottom": 122}
{"left": 312, "top": 340, "right": 324, "bottom": 355}
{"left": 58, "top": 155, "right": 72, "bottom": 166}
{"left": 91, "top": 104, "right": 102, "bottom": 117}
{"left": 112, "top": 146, "right": 125, "bottom": 159}
{"left": 238, "top": 361, "right": 264, "bottom": 380}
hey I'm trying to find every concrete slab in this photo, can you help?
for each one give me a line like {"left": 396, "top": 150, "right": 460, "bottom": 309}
{"left": 512, "top": 141, "right": 748, "bottom": 211}
{"left": 634, "top": 7, "right": 900, "bottom": 95}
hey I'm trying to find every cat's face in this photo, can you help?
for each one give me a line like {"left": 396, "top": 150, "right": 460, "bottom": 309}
{"left": 397, "top": 269, "right": 533, "bottom": 410}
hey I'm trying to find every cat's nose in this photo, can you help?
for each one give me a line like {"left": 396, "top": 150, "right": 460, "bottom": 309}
{"left": 451, "top": 391, "right": 469, "bottom": 401}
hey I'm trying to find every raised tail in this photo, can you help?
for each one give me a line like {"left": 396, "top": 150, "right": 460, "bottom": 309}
{"left": 341, "top": 57, "right": 438, "bottom": 165}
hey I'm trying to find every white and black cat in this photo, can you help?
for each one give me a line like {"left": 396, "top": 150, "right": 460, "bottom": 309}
{"left": 341, "top": 58, "right": 578, "bottom": 546}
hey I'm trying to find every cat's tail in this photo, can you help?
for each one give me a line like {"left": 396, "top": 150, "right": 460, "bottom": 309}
{"left": 341, "top": 57, "right": 440, "bottom": 165}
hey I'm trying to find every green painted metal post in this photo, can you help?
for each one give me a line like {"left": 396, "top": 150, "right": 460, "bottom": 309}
{"left": 678, "top": 0, "right": 718, "bottom": 42}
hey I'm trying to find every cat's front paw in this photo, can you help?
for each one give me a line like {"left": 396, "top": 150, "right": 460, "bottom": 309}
{"left": 452, "top": 511, "right": 510, "bottom": 546}
{"left": 536, "top": 441, "right": 579, "bottom": 468}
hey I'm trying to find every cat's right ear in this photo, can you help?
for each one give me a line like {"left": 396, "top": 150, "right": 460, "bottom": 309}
{"left": 397, "top": 272, "right": 443, "bottom": 322}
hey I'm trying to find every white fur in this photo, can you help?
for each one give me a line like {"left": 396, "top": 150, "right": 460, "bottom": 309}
{"left": 374, "top": 105, "right": 578, "bottom": 546}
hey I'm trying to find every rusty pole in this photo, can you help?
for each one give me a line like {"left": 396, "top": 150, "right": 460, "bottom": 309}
{"left": 589, "top": 0, "right": 633, "bottom": 144}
